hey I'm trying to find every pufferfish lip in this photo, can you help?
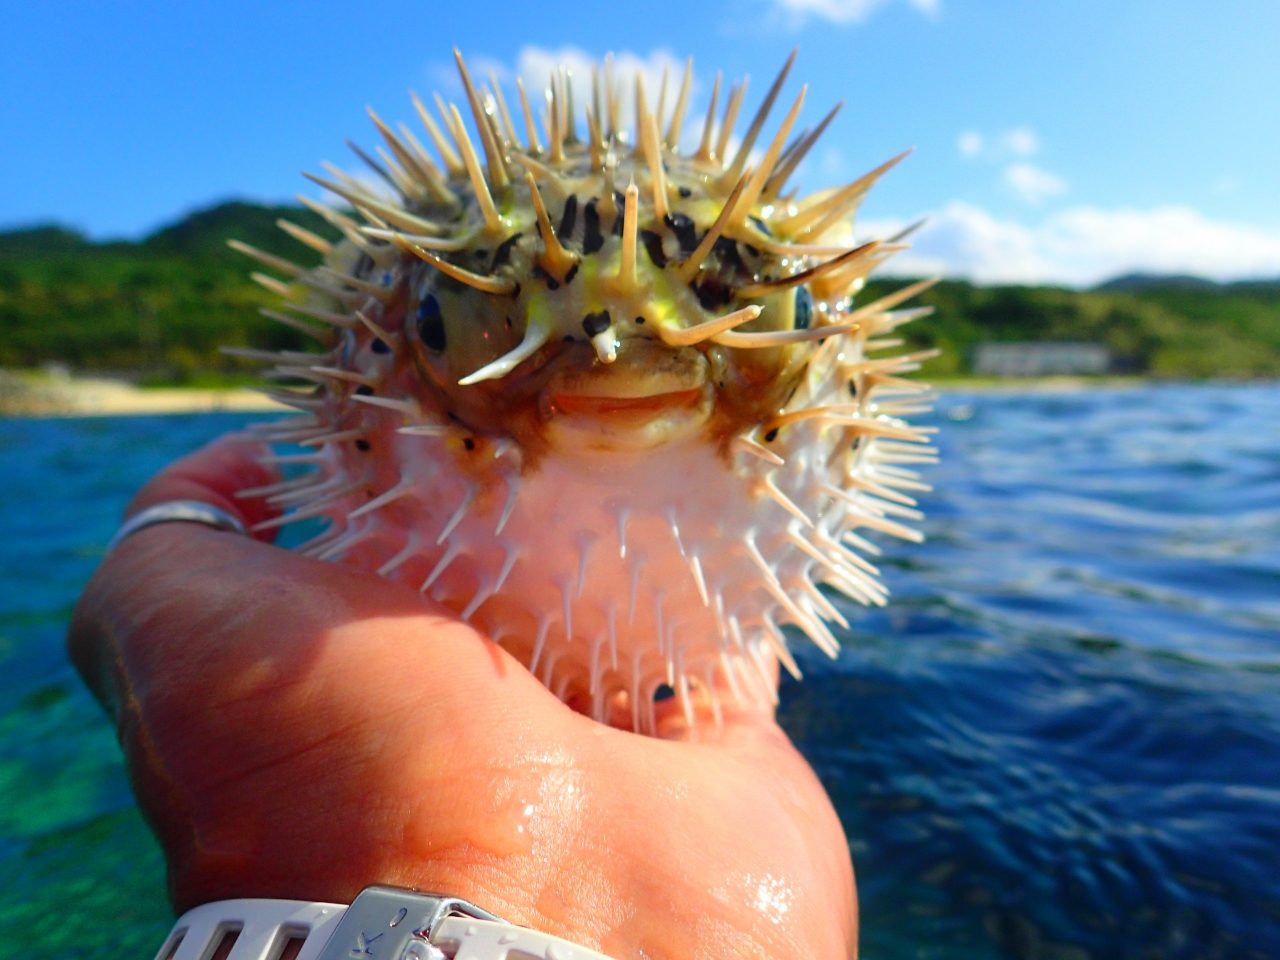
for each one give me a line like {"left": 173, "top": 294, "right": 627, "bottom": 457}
{"left": 544, "top": 338, "right": 708, "bottom": 402}
{"left": 540, "top": 338, "right": 714, "bottom": 434}
{"left": 548, "top": 389, "right": 705, "bottom": 417}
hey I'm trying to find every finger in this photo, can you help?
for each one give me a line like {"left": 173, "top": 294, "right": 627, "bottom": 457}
{"left": 73, "top": 430, "right": 550, "bottom": 718}
{"left": 127, "top": 434, "right": 280, "bottom": 536}
{"left": 71, "top": 434, "right": 284, "bottom": 710}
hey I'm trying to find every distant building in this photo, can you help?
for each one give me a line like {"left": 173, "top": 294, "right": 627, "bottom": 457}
{"left": 972, "top": 342, "right": 1111, "bottom": 377}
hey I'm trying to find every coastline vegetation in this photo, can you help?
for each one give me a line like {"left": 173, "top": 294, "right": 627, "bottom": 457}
{"left": 2, "top": 201, "right": 1278, "bottom": 384}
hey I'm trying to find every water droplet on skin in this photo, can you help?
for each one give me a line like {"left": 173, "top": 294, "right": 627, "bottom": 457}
{"left": 749, "top": 873, "right": 795, "bottom": 924}
{"left": 515, "top": 800, "right": 537, "bottom": 836}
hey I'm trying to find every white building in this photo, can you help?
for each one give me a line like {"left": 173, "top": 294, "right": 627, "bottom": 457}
{"left": 972, "top": 342, "right": 1112, "bottom": 377}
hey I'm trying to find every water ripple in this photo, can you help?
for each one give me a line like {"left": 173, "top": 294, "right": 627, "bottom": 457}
{"left": 2, "top": 388, "right": 1278, "bottom": 958}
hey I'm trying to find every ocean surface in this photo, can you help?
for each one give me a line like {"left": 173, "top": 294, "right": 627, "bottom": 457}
{"left": 1, "top": 383, "right": 1277, "bottom": 959}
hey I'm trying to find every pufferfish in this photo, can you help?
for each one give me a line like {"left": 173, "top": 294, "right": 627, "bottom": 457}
{"left": 230, "top": 50, "right": 938, "bottom": 735}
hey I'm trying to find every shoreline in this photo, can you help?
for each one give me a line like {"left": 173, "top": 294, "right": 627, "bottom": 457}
{"left": 0, "top": 370, "right": 283, "bottom": 417}
{"left": 0, "top": 370, "right": 1258, "bottom": 418}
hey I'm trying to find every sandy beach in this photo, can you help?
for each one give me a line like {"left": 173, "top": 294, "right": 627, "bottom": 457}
{"left": 0, "top": 370, "right": 284, "bottom": 417}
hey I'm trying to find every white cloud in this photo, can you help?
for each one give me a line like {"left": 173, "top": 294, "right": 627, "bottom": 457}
{"left": 425, "top": 59, "right": 460, "bottom": 95}
{"left": 957, "top": 130, "right": 984, "bottom": 158}
{"left": 960, "top": 125, "right": 1042, "bottom": 161}
{"left": 1000, "top": 126, "right": 1040, "bottom": 157}
{"left": 1004, "top": 162, "right": 1067, "bottom": 204}
{"left": 515, "top": 45, "right": 689, "bottom": 141}
{"left": 956, "top": 127, "right": 1064, "bottom": 207}
{"left": 768, "top": 0, "right": 938, "bottom": 25}
{"left": 863, "top": 202, "right": 1280, "bottom": 286}
{"left": 1210, "top": 173, "right": 1240, "bottom": 195}
{"left": 424, "top": 47, "right": 692, "bottom": 148}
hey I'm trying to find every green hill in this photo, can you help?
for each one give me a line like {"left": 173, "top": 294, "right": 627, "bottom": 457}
{"left": 0, "top": 224, "right": 93, "bottom": 258}
{"left": 142, "top": 200, "right": 338, "bottom": 262}
{"left": 860, "top": 275, "right": 1280, "bottom": 378}
{"left": 1, "top": 200, "right": 1277, "bottom": 382}
{"left": 0, "top": 201, "right": 340, "bottom": 381}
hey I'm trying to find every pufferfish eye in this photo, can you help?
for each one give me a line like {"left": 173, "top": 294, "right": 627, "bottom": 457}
{"left": 794, "top": 286, "right": 814, "bottom": 330}
{"left": 415, "top": 293, "right": 447, "bottom": 353}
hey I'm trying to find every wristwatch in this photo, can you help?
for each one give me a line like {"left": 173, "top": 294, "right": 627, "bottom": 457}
{"left": 154, "top": 885, "right": 618, "bottom": 959}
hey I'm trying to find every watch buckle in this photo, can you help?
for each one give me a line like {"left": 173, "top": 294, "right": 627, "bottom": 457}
{"left": 314, "top": 885, "right": 506, "bottom": 960}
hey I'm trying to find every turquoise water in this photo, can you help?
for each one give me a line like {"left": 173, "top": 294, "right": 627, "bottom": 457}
{"left": 1, "top": 385, "right": 1277, "bottom": 958}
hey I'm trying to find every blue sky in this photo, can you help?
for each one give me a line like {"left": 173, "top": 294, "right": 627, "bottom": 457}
{"left": 5, "top": 0, "right": 1278, "bottom": 285}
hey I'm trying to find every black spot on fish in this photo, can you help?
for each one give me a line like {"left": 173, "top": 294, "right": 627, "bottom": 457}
{"left": 582, "top": 310, "right": 611, "bottom": 337}
{"left": 532, "top": 265, "right": 560, "bottom": 291}
{"left": 764, "top": 428, "right": 779, "bottom": 443}
{"left": 639, "top": 230, "right": 668, "bottom": 268}
{"left": 416, "top": 294, "right": 446, "bottom": 352}
{"left": 355, "top": 385, "right": 373, "bottom": 396}
{"left": 794, "top": 287, "right": 813, "bottom": 330}
{"left": 693, "top": 276, "right": 733, "bottom": 310}
{"left": 664, "top": 212, "right": 698, "bottom": 253}
{"left": 463, "top": 437, "right": 476, "bottom": 451}
{"left": 583, "top": 200, "right": 604, "bottom": 254}
{"left": 713, "top": 236, "right": 744, "bottom": 273}
{"left": 490, "top": 232, "right": 523, "bottom": 271}
{"left": 634, "top": 315, "right": 646, "bottom": 325}
{"left": 563, "top": 262, "right": 580, "bottom": 286}
{"left": 848, "top": 379, "right": 859, "bottom": 398}
{"left": 370, "top": 338, "right": 390, "bottom": 354}
{"left": 749, "top": 216, "right": 773, "bottom": 237}
{"left": 677, "top": 186, "right": 692, "bottom": 198}
{"left": 355, "top": 439, "right": 371, "bottom": 452}
{"left": 559, "top": 195, "right": 579, "bottom": 239}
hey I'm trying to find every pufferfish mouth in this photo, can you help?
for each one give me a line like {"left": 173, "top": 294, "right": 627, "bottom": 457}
{"left": 549, "top": 389, "right": 705, "bottom": 417}
{"left": 540, "top": 339, "right": 714, "bottom": 447}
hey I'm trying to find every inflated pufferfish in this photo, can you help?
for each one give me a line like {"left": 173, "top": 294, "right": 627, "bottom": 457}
{"left": 232, "top": 50, "right": 938, "bottom": 734}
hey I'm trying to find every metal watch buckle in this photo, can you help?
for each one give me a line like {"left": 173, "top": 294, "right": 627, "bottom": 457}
{"left": 315, "top": 885, "right": 505, "bottom": 960}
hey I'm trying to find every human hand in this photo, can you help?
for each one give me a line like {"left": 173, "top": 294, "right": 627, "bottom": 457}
{"left": 68, "top": 437, "right": 856, "bottom": 958}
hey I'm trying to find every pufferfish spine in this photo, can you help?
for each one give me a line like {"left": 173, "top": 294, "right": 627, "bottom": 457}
{"left": 231, "top": 50, "right": 939, "bottom": 735}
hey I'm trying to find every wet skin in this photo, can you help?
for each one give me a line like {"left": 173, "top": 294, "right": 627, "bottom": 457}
{"left": 68, "top": 437, "right": 857, "bottom": 959}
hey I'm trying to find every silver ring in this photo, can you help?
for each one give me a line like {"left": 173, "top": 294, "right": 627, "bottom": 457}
{"left": 106, "top": 500, "right": 250, "bottom": 555}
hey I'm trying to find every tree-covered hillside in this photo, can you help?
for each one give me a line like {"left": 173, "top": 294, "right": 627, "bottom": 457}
{"left": 2, "top": 201, "right": 1277, "bottom": 381}
{"left": 0, "top": 202, "right": 341, "bottom": 383}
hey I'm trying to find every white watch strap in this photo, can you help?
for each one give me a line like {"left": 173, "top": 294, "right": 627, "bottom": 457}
{"left": 155, "top": 886, "right": 619, "bottom": 960}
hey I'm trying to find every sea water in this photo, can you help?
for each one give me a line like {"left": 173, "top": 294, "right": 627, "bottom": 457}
{"left": 0, "top": 384, "right": 1276, "bottom": 958}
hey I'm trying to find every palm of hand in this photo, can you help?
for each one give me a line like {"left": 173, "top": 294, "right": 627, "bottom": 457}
{"left": 69, "top": 440, "right": 856, "bottom": 958}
